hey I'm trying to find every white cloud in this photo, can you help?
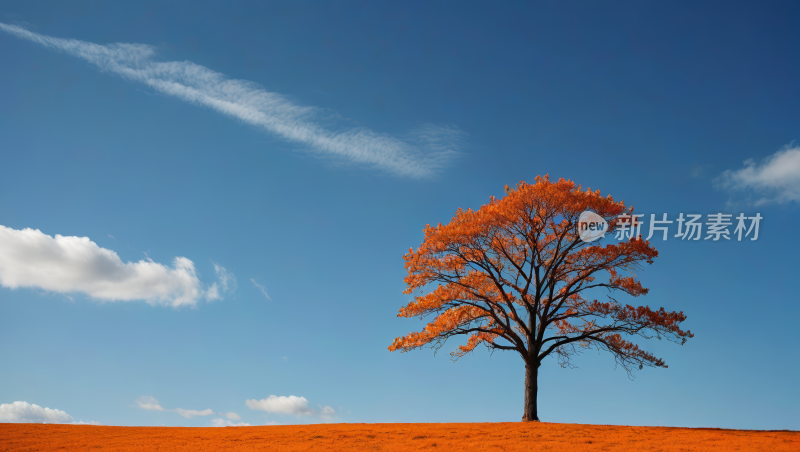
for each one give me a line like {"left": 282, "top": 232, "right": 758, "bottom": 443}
{"left": 0, "top": 401, "right": 74, "bottom": 424}
{"left": 209, "top": 418, "right": 250, "bottom": 427}
{"left": 136, "top": 397, "right": 215, "bottom": 419}
{"left": 245, "top": 395, "right": 314, "bottom": 416}
{"left": 135, "top": 396, "right": 165, "bottom": 411}
{"left": 0, "top": 22, "right": 463, "bottom": 178}
{"left": 205, "top": 286, "right": 221, "bottom": 301}
{"left": 317, "top": 404, "right": 336, "bottom": 421}
{"left": 72, "top": 420, "right": 102, "bottom": 425}
{"left": 250, "top": 279, "right": 271, "bottom": 300}
{"left": 222, "top": 412, "right": 241, "bottom": 420}
{"left": 175, "top": 408, "right": 214, "bottom": 419}
{"left": 715, "top": 144, "right": 800, "bottom": 205}
{"left": 206, "top": 261, "right": 237, "bottom": 301}
{"left": 245, "top": 395, "right": 335, "bottom": 419}
{"left": 0, "top": 225, "right": 215, "bottom": 307}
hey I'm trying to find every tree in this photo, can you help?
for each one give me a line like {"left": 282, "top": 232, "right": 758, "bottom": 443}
{"left": 388, "top": 176, "right": 693, "bottom": 422}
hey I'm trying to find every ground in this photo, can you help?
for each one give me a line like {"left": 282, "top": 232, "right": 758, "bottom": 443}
{"left": 1, "top": 422, "right": 797, "bottom": 451}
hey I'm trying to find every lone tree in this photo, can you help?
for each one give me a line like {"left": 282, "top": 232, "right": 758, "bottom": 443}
{"left": 389, "top": 176, "right": 693, "bottom": 422}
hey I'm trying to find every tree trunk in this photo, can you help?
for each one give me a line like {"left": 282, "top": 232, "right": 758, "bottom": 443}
{"left": 521, "top": 361, "right": 539, "bottom": 422}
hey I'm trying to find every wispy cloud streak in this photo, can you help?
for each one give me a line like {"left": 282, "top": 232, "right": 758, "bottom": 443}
{"left": 0, "top": 22, "right": 462, "bottom": 177}
{"left": 207, "top": 261, "right": 237, "bottom": 301}
{"left": 250, "top": 278, "right": 271, "bottom": 300}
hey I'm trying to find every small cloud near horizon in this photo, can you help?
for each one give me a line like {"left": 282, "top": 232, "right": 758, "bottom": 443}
{"left": 245, "top": 395, "right": 335, "bottom": 420}
{"left": 135, "top": 396, "right": 165, "bottom": 411}
{"left": 0, "top": 401, "right": 74, "bottom": 424}
{"left": 221, "top": 412, "right": 241, "bottom": 421}
{"left": 209, "top": 418, "right": 250, "bottom": 427}
{"left": 135, "top": 397, "right": 214, "bottom": 419}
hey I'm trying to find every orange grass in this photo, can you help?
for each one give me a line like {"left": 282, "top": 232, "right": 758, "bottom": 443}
{"left": 1, "top": 422, "right": 797, "bottom": 451}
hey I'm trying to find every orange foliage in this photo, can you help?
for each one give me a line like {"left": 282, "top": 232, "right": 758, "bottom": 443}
{"left": 389, "top": 176, "right": 694, "bottom": 420}
{"left": 1, "top": 422, "right": 797, "bottom": 451}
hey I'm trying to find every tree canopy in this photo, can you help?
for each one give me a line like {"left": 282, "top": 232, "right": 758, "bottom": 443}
{"left": 389, "top": 176, "right": 693, "bottom": 421}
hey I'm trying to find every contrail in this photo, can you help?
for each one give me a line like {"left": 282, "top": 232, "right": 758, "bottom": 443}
{"left": 0, "top": 22, "right": 462, "bottom": 178}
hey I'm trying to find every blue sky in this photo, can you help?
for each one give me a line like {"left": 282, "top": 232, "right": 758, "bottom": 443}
{"left": 0, "top": 1, "right": 798, "bottom": 429}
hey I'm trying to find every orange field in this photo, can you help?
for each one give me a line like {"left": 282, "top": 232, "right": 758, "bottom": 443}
{"left": 1, "top": 422, "right": 797, "bottom": 451}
